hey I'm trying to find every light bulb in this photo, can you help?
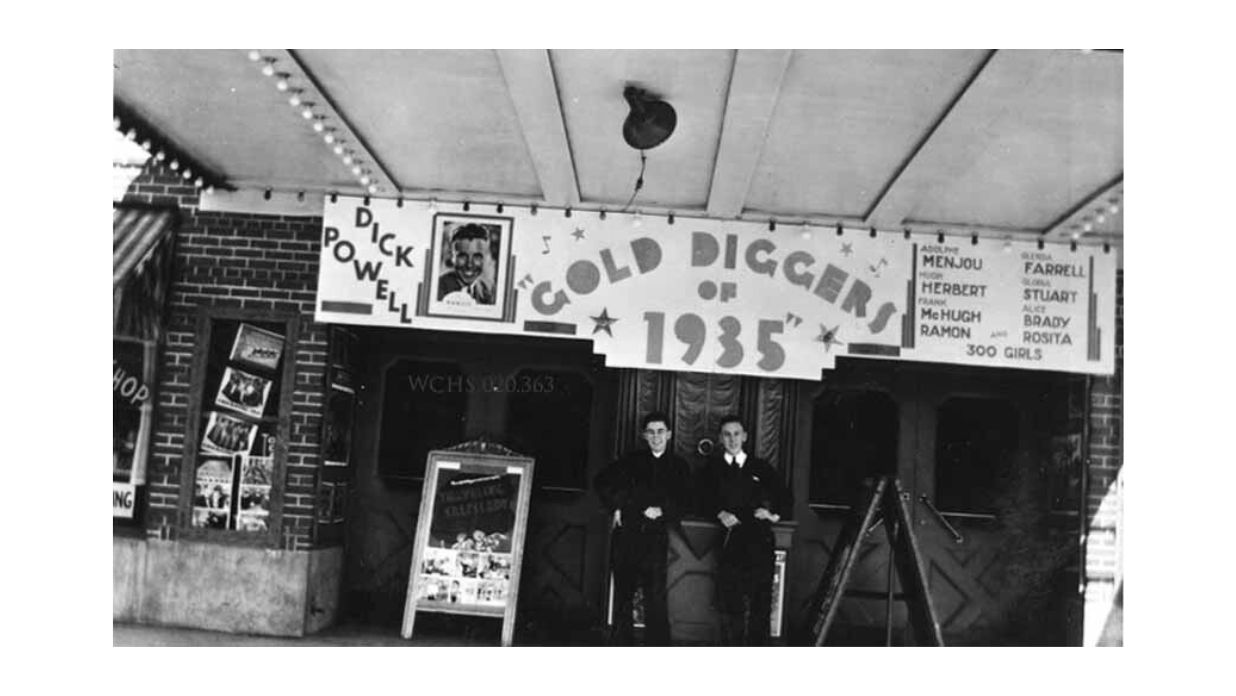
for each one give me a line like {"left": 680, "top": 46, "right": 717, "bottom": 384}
{"left": 170, "top": 160, "right": 180, "bottom": 171}
{"left": 125, "top": 128, "right": 137, "bottom": 141}
{"left": 360, "top": 175, "right": 371, "bottom": 185}
{"left": 351, "top": 165, "right": 362, "bottom": 176}
{"left": 1003, "top": 238, "right": 1013, "bottom": 253}
{"left": 288, "top": 94, "right": 301, "bottom": 107}
{"left": 632, "top": 212, "right": 643, "bottom": 228}
{"left": 182, "top": 169, "right": 193, "bottom": 180}
{"left": 301, "top": 108, "right": 314, "bottom": 120}
{"left": 155, "top": 150, "right": 166, "bottom": 162}
{"left": 113, "top": 116, "right": 121, "bottom": 130}
{"left": 367, "top": 184, "right": 378, "bottom": 194}
{"left": 342, "top": 155, "right": 353, "bottom": 165}
{"left": 140, "top": 140, "right": 151, "bottom": 151}
{"left": 312, "top": 120, "right": 325, "bottom": 133}
{"left": 194, "top": 177, "right": 204, "bottom": 188}
{"left": 1109, "top": 203, "right": 1119, "bottom": 214}
{"left": 247, "top": 50, "right": 262, "bottom": 62}
{"left": 323, "top": 133, "right": 335, "bottom": 144}
{"left": 333, "top": 144, "right": 344, "bottom": 155}
{"left": 1083, "top": 222, "right": 1093, "bottom": 233}
{"left": 262, "top": 62, "right": 276, "bottom": 77}
{"left": 204, "top": 186, "right": 215, "bottom": 195}
{"left": 276, "top": 78, "right": 289, "bottom": 92}
{"left": 1071, "top": 231, "right": 1081, "bottom": 241}
{"left": 1096, "top": 213, "right": 1106, "bottom": 224}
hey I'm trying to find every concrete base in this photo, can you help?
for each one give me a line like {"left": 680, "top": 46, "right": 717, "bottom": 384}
{"left": 113, "top": 537, "right": 343, "bottom": 637}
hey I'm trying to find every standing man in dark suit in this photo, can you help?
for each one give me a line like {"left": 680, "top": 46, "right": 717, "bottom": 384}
{"left": 594, "top": 411, "right": 690, "bottom": 646}
{"left": 701, "top": 415, "right": 792, "bottom": 646}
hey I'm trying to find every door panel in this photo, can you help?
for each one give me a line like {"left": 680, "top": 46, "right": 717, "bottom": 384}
{"left": 792, "top": 361, "right": 1074, "bottom": 645}
{"left": 912, "top": 370, "right": 1072, "bottom": 645}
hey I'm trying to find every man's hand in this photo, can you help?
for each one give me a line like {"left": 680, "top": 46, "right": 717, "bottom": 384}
{"left": 718, "top": 510, "right": 741, "bottom": 528}
{"left": 643, "top": 506, "right": 663, "bottom": 520}
{"left": 613, "top": 509, "right": 623, "bottom": 527}
{"left": 754, "top": 507, "right": 781, "bottom": 523}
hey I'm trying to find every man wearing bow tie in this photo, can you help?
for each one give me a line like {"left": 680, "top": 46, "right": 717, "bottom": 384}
{"left": 702, "top": 415, "right": 792, "bottom": 646}
{"left": 594, "top": 411, "right": 690, "bottom": 646}
{"left": 436, "top": 223, "right": 496, "bottom": 304}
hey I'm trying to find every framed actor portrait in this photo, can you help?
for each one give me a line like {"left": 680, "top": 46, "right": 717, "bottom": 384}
{"left": 425, "top": 213, "right": 513, "bottom": 321}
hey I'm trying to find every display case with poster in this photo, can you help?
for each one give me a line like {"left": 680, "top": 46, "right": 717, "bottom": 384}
{"left": 179, "top": 310, "right": 297, "bottom": 543}
{"left": 401, "top": 443, "right": 534, "bottom": 647}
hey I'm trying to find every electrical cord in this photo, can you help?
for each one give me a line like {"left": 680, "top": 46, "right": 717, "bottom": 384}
{"left": 619, "top": 151, "right": 647, "bottom": 213}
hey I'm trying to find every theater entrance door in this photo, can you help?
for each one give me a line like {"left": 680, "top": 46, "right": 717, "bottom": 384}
{"left": 792, "top": 360, "right": 1078, "bottom": 645}
{"left": 343, "top": 329, "right": 618, "bottom": 640}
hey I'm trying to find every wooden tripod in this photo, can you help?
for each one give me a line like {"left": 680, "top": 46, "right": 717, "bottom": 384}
{"left": 809, "top": 476, "right": 944, "bottom": 646}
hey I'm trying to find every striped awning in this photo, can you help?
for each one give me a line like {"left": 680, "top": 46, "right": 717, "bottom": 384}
{"left": 114, "top": 207, "right": 176, "bottom": 290}
{"left": 114, "top": 206, "right": 177, "bottom": 339}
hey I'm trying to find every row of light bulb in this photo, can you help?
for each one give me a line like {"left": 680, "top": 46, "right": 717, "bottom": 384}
{"left": 247, "top": 50, "right": 379, "bottom": 196}
{"left": 1069, "top": 195, "right": 1122, "bottom": 240}
{"left": 114, "top": 116, "right": 214, "bottom": 193}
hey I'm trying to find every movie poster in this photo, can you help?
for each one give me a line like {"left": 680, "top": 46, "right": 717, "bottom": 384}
{"left": 416, "top": 468, "right": 519, "bottom": 610}
{"left": 201, "top": 411, "right": 259, "bottom": 455}
{"left": 192, "top": 456, "right": 234, "bottom": 529}
{"left": 317, "top": 481, "right": 335, "bottom": 524}
{"left": 332, "top": 481, "right": 348, "bottom": 523}
{"left": 215, "top": 366, "right": 273, "bottom": 418}
{"left": 229, "top": 323, "right": 285, "bottom": 372}
{"left": 322, "top": 387, "right": 355, "bottom": 467}
{"left": 770, "top": 549, "right": 787, "bottom": 638}
{"left": 1049, "top": 433, "right": 1084, "bottom": 514}
{"left": 236, "top": 459, "right": 271, "bottom": 533}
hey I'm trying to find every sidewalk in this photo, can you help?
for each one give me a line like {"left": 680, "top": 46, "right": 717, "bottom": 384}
{"left": 114, "top": 621, "right": 499, "bottom": 647}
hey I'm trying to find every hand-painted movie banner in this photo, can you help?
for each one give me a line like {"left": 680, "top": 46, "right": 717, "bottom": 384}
{"left": 317, "top": 197, "right": 1116, "bottom": 378}
{"left": 402, "top": 449, "right": 534, "bottom": 647}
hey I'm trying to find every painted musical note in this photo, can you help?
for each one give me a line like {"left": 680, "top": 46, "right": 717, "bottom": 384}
{"left": 542, "top": 236, "right": 552, "bottom": 254}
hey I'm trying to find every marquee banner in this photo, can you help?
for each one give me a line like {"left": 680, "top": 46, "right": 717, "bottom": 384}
{"left": 316, "top": 197, "right": 1116, "bottom": 379}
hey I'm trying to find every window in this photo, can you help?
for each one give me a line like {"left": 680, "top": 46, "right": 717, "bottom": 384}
{"left": 378, "top": 359, "right": 468, "bottom": 480}
{"left": 114, "top": 337, "right": 155, "bottom": 521}
{"left": 934, "top": 397, "right": 1019, "bottom": 515}
{"left": 506, "top": 369, "right": 593, "bottom": 490}
{"left": 809, "top": 390, "right": 898, "bottom": 507}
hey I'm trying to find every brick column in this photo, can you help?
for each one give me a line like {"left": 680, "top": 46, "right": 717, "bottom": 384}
{"left": 1083, "top": 269, "right": 1122, "bottom": 646}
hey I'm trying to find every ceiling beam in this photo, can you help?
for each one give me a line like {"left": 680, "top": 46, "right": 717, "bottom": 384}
{"left": 863, "top": 49, "right": 1070, "bottom": 228}
{"left": 706, "top": 49, "right": 792, "bottom": 219}
{"left": 495, "top": 50, "right": 580, "bottom": 208}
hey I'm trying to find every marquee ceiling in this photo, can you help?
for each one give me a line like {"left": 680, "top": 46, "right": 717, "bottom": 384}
{"left": 113, "top": 49, "right": 1123, "bottom": 245}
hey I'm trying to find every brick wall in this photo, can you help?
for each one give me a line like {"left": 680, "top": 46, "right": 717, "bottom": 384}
{"left": 122, "top": 161, "right": 328, "bottom": 550}
{"left": 1084, "top": 269, "right": 1123, "bottom": 644}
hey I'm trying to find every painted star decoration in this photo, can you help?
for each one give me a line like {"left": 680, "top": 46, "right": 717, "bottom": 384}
{"left": 841, "top": 242, "right": 854, "bottom": 257}
{"left": 591, "top": 308, "right": 618, "bottom": 337}
{"left": 571, "top": 227, "right": 587, "bottom": 241}
{"left": 816, "top": 324, "right": 844, "bottom": 352}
